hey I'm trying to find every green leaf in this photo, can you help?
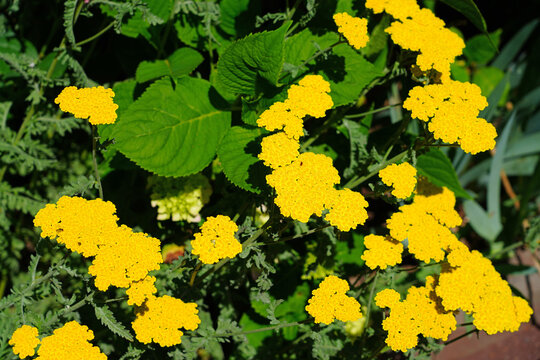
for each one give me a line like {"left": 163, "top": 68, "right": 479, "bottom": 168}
{"left": 216, "top": 23, "right": 290, "bottom": 95}
{"left": 487, "top": 112, "right": 516, "bottom": 228}
{"left": 135, "top": 48, "right": 204, "bottom": 83}
{"left": 416, "top": 149, "right": 471, "bottom": 199}
{"left": 438, "top": 0, "right": 489, "bottom": 35}
{"left": 63, "top": 0, "right": 78, "bottom": 48}
{"left": 283, "top": 29, "right": 382, "bottom": 106}
{"left": 505, "top": 132, "right": 540, "bottom": 158}
{"left": 94, "top": 305, "right": 134, "bottom": 341}
{"left": 451, "top": 61, "right": 470, "bottom": 82}
{"left": 0, "top": 102, "right": 12, "bottom": 132}
{"left": 112, "top": 77, "right": 231, "bottom": 177}
{"left": 463, "top": 200, "right": 502, "bottom": 242}
{"left": 217, "top": 126, "right": 268, "bottom": 193}
{"left": 492, "top": 19, "right": 539, "bottom": 70}
{"left": 479, "top": 73, "right": 509, "bottom": 122}
{"left": 495, "top": 264, "right": 538, "bottom": 276}
{"left": 472, "top": 66, "right": 507, "bottom": 100}
{"left": 219, "top": 0, "right": 259, "bottom": 37}
{"left": 463, "top": 30, "right": 502, "bottom": 64}
{"left": 98, "top": 79, "right": 138, "bottom": 142}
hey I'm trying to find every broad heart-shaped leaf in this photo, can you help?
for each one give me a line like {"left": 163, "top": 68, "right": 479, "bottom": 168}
{"left": 219, "top": 0, "right": 259, "bottom": 37}
{"left": 98, "top": 79, "right": 137, "bottom": 142}
{"left": 135, "top": 48, "right": 204, "bottom": 83}
{"left": 112, "top": 77, "right": 231, "bottom": 177}
{"left": 283, "top": 29, "right": 382, "bottom": 106}
{"left": 217, "top": 126, "right": 269, "bottom": 193}
{"left": 216, "top": 22, "right": 290, "bottom": 95}
{"left": 416, "top": 149, "right": 471, "bottom": 199}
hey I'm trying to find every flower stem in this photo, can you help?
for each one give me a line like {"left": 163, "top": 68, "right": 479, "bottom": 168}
{"left": 344, "top": 151, "right": 408, "bottom": 189}
{"left": 75, "top": 21, "right": 115, "bottom": 47}
{"left": 445, "top": 328, "right": 479, "bottom": 345}
{"left": 209, "top": 319, "right": 311, "bottom": 338}
{"left": 91, "top": 126, "right": 104, "bottom": 198}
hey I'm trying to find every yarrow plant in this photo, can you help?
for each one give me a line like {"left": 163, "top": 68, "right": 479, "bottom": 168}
{"left": 1, "top": 0, "right": 537, "bottom": 359}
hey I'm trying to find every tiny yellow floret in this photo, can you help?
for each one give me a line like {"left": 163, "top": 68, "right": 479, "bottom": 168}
{"left": 9, "top": 325, "right": 40, "bottom": 359}
{"left": 55, "top": 86, "right": 118, "bottom": 125}
{"left": 190, "top": 215, "right": 241, "bottom": 264}
{"left": 333, "top": 13, "right": 369, "bottom": 50}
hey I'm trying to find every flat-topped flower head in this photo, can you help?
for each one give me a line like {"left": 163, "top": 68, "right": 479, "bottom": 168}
{"left": 305, "top": 275, "right": 362, "bottom": 324}
{"left": 88, "top": 225, "right": 162, "bottom": 291}
{"left": 366, "top": 0, "right": 421, "bottom": 20}
{"left": 379, "top": 162, "right": 417, "bottom": 199}
{"left": 191, "top": 215, "right": 241, "bottom": 264}
{"left": 375, "top": 277, "right": 456, "bottom": 352}
{"left": 126, "top": 276, "right": 157, "bottom": 306}
{"left": 132, "top": 295, "right": 200, "bottom": 347}
{"left": 361, "top": 234, "right": 404, "bottom": 269}
{"left": 36, "top": 321, "right": 107, "bottom": 360}
{"left": 55, "top": 86, "right": 118, "bottom": 125}
{"left": 324, "top": 188, "right": 369, "bottom": 231}
{"left": 256, "top": 101, "right": 305, "bottom": 140}
{"left": 258, "top": 132, "right": 300, "bottom": 169}
{"left": 333, "top": 13, "right": 369, "bottom": 49}
{"left": 33, "top": 196, "right": 119, "bottom": 257}
{"left": 404, "top": 81, "right": 495, "bottom": 153}
{"left": 9, "top": 325, "right": 40, "bottom": 359}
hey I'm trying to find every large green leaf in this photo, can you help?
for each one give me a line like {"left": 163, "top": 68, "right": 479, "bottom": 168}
{"left": 216, "top": 23, "right": 290, "bottom": 95}
{"left": 219, "top": 0, "right": 259, "bottom": 37}
{"left": 135, "top": 48, "right": 204, "bottom": 83}
{"left": 112, "top": 77, "right": 231, "bottom": 177}
{"left": 416, "top": 149, "right": 471, "bottom": 199}
{"left": 463, "top": 30, "right": 501, "bottom": 64}
{"left": 283, "top": 29, "right": 381, "bottom": 106}
{"left": 463, "top": 199, "right": 502, "bottom": 243}
{"left": 217, "top": 126, "right": 268, "bottom": 193}
{"left": 492, "top": 19, "right": 539, "bottom": 70}
{"left": 98, "top": 79, "right": 138, "bottom": 142}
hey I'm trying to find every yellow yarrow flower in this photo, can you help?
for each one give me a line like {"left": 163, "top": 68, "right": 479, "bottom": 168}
{"left": 55, "top": 86, "right": 118, "bottom": 125}
{"left": 36, "top": 321, "right": 107, "bottom": 360}
{"left": 266, "top": 152, "right": 340, "bottom": 223}
{"left": 305, "top": 275, "right": 362, "bottom": 324}
{"left": 436, "top": 247, "right": 533, "bottom": 334}
{"left": 404, "top": 80, "right": 496, "bottom": 154}
{"left": 191, "top": 215, "right": 241, "bottom": 264}
{"left": 132, "top": 295, "right": 200, "bottom": 347}
{"left": 324, "top": 188, "right": 369, "bottom": 231}
{"left": 333, "top": 13, "right": 369, "bottom": 50}
{"left": 88, "top": 225, "right": 162, "bottom": 291}
{"left": 365, "top": 0, "right": 421, "bottom": 21}
{"left": 361, "top": 234, "right": 403, "bottom": 270}
{"left": 378, "top": 162, "right": 417, "bottom": 199}
{"left": 33, "top": 196, "right": 119, "bottom": 257}
{"left": 258, "top": 132, "right": 300, "bottom": 169}
{"left": 126, "top": 276, "right": 157, "bottom": 306}
{"left": 9, "top": 325, "right": 40, "bottom": 359}
{"left": 285, "top": 82, "right": 333, "bottom": 119}
{"left": 375, "top": 277, "right": 456, "bottom": 352}
{"left": 256, "top": 101, "right": 305, "bottom": 140}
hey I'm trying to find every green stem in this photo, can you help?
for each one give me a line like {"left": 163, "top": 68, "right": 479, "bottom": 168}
{"left": 345, "top": 103, "right": 402, "bottom": 119}
{"left": 445, "top": 328, "right": 478, "bottom": 345}
{"left": 189, "top": 262, "right": 202, "bottom": 287}
{"left": 75, "top": 21, "right": 115, "bottom": 47}
{"left": 0, "top": 274, "right": 7, "bottom": 300}
{"left": 360, "top": 271, "right": 379, "bottom": 346}
{"left": 263, "top": 225, "right": 331, "bottom": 245}
{"left": 211, "top": 319, "right": 310, "bottom": 338}
{"left": 344, "top": 151, "right": 408, "bottom": 189}
{"left": 300, "top": 107, "right": 350, "bottom": 151}
{"left": 91, "top": 126, "right": 104, "bottom": 198}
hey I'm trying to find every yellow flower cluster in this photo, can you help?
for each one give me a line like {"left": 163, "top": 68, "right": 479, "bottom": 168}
{"left": 361, "top": 234, "right": 403, "bottom": 270}
{"left": 36, "top": 321, "right": 107, "bottom": 360}
{"left": 378, "top": 162, "right": 417, "bottom": 199}
{"left": 54, "top": 86, "right": 118, "bottom": 125}
{"left": 9, "top": 325, "right": 40, "bottom": 359}
{"left": 366, "top": 0, "right": 498, "bottom": 153}
{"left": 404, "top": 81, "right": 496, "bottom": 154}
{"left": 257, "top": 76, "right": 368, "bottom": 230}
{"left": 375, "top": 276, "right": 456, "bottom": 352}
{"left": 126, "top": 276, "right": 157, "bottom": 307}
{"left": 132, "top": 295, "right": 201, "bottom": 347}
{"left": 305, "top": 275, "right": 362, "bottom": 324}
{"left": 190, "top": 215, "right": 241, "bottom": 264}
{"left": 33, "top": 196, "right": 119, "bottom": 257}
{"left": 333, "top": 13, "right": 369, "bottom": 49}
{"left": 436, "top": 243, "right": 533, "bottom": 334}
{"left": 149, "top": 174, "right": 212, "bottom": 223}
{"left": 366, "top": 0, "right": 464, "bottom": 80}
{"left": 386, "top": 179, "right": 461, "bottom": 263}
{"left": 34, "top": 196, "right": 162, "bottom": 304}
